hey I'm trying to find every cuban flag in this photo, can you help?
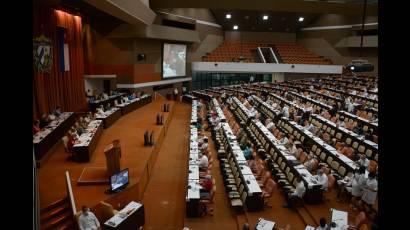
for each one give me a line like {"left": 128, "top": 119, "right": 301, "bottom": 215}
{"left": 57, "top": 27, "right": 70, "bottom": 72}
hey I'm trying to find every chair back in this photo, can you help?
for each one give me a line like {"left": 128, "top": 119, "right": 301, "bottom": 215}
{"left": 100, "top": 201, "right": 117, "bottom": 220}
{"left": 355, "top": 211, "right": 366, "bottom": 228}
{"left": 327, "top": 174, "right": 336, "bottom": 191}
{"left": 368, "top": 160, "right": 378, "bottom": 173}
{"left": 61, "top": 136, "right": 69, "bottom": 152}
{"left": 264, "top": 179, "right": 276, "bottom": 196}
{"left": 299, "top": 151, "right": 308, "bottom": 163}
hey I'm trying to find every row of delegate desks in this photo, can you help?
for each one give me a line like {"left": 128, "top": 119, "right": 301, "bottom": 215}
{"left": 186, "top": 122, "right": 201, "bottom": 217}
{"left": 220, "top": 121, "right": 264, "bottom": 211}
{"left": 116, "top": 95, "right": 152, "bottom": 116}
{"left": 310, "top": 114, "right": 378, "bottom": 161}
{"left": 250, "top": 95, "right": 358, "bottom": 177}
{"left": 251, "top": 120, "right": 324, "bottom": 204}
{"left": 279, "top": 118, "right": 358, "bottom": 176}
{"left": 192, "top": 90, "right": 213, "bottom": 101}
{"left": 88, "top": 93, "right": 126, "bottom": 111}
{"left": 338, "top": 110, "right": 378, "bottom": 134}
{"left": 95, "top": 107, "right": 122, "bottom": 129}
{"left": 76, "top": 95, "right": 151, "bottom": 162}
{"left": 33, "top": 112, "right": 76, "bottom": 163}
{"left": 72, "top": 120, "right": 104, "bottom": 162}
{"left": 33, "top": 95, "right": 152, "bottom": 164}
{"left": 230, "top": 95, "right": 323, "bottom": 204}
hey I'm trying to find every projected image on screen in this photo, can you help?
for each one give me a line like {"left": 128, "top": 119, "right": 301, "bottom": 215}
{"left": 110, "top": 169, "right": 129, "bottom": 191}
{"left": 163, "top": 43, "right": 186, "bottom": 78}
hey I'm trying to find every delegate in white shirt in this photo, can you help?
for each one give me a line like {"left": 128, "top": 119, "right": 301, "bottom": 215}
{"left": 291, "top": 181, "right": 306, "bottom": 198}
{"left": 362, "top": 178, "right": 378, "bottom": 205}
{"left": 199, "top": 155, "right": 209, "bottom": 169}
{"left": 78, "top": 212, "right": 100, "bottom": 230}
{"left": 314, "top": 173, "right": 328, "bottom": 191}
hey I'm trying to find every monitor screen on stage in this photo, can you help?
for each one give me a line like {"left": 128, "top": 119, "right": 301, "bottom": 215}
{"left": 110, "top": 168, "right": 129, "bottom": 191}
{"left": 162, "top": 43, "right": 186, "bottom": 78}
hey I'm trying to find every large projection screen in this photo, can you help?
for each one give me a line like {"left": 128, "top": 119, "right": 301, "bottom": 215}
{"left": 162, "top": 43, "right": 187, "bottom": 78}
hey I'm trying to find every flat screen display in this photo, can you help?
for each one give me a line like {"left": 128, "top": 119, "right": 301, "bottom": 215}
{"left": 162, "top": 43, "right": 186, "bottom": 78}
{"left": 110, "top": 168, "right": 129, "bottom": 191}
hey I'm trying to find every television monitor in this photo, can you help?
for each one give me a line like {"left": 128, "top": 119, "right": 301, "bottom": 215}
{"left": 110, "top": 168, "right": 129, "bottom": 191}
{"left": 162, "top": 43, "right": 187, "bottom": 78}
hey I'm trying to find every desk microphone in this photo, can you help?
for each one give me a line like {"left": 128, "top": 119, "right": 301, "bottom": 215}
{"left": 246, "top": 180, "right": 250, "bottom": 184}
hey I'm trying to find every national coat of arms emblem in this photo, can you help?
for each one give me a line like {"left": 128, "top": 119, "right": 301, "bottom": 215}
{"left": 33, "top": 35, "right": 53, "bottom": 73}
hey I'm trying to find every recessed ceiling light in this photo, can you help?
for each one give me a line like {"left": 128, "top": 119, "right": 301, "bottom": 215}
{"left": 233, "top": 25, "right": 238, "bottom": 30}
{"left": 281, "top": 17, "right": 286, "bottom": 21}
{"left": 350, "top": 66, "right": 355, "bottom": 70}
{"left": 269, "top": 27, "right": 272, "bottom": 30}
{"left": 263, "top": 15, "right": 269, "bottom": 20}
{"left": 245, "top": 15, "right": 250, "bottom": 20}
{"left": 298, "top": 17, "right": 304, "bottom": 22}
{"left": 226, "top": 14, "right": 231, "bottom": 19}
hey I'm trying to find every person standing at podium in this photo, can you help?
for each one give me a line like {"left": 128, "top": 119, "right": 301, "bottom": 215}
{"left": 78, "top": 206, "right": 100, "bottom": 230}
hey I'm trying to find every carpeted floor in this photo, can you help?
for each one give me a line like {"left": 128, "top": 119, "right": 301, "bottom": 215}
{"left": 38, "top": 97, "right": 174, "bottom": 209}
{"left": 37, "top": 98, "right": 372, "bottom": 230}
{"left": 141, "top": 102, "right": 190, "bottom": 229}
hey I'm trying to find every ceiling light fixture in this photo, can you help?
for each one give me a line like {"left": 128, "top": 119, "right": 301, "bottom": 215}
{"left": 233, "top": 25, "right": 238, "bottom": 30}
{"left": 226, "top": 14, "right": 231, "bottom": 19}
{"left": 263, "top": 15, "right": 269, "bottom": 20}
{"left": 298, "top": 17, "right": 304, "bottom": 22}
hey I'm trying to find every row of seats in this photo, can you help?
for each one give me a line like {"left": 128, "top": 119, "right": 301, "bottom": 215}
{"left": 277, "top": 119, "right": 350, "bottom": 178}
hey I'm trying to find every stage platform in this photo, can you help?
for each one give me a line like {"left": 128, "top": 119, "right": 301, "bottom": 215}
{"left": 38, "top": 97, "right": 175, "bottom": 211}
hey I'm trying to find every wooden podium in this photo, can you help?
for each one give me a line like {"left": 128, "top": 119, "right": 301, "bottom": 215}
{"left": 104, "top": 139, "right": 121, "bottom": 178}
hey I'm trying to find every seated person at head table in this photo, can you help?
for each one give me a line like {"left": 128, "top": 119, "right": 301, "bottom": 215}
{"left": 33, "top": 120, "right": 41, "bottom": 134}
{"left": 96, "top": 105, "right": 105, "bottom": 115}
{"left": 69, "top": 127, "right": 79, "bottom": 139}
{"left": 84, "top": 112, "right": 92, "bottom": 123}
{"left": 102, "top": 92, "right": 109, "bottom": 99}
{"left": 198, "top": 153, "right": 209, "bottom": 172}
{"left": 313, "top": 169, "right": 328, "bottom": 191}
{"left": 48, "top": 112, "right": 56, "bottom": 121}
{"left": 127, "top": 93, "right": 134, "bottom": 100}
{"left": 67, "top": 132, "right": 76, "bottom": 150}
{"left": 122, "top": 96, "right": 129, "bottom": 103}
{"left": 105, "top": 103, "right": 111, "bottom": 111}
{"left": 75, "top": 122, "right": 86, "bottom": 136}
{"left": 39, "top": 114, "right": 50, "bottom": 129}
{"left": 52, "top": 106, "right": 62, "bottom": 117}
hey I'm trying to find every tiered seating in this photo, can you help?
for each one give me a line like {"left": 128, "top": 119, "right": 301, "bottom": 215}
{"left": 275, "top": 43, "right": 332, "bottom": 65}
{"left": 202, "top": 42, "right": 264, "bottom": 63}
{"left": 202, "top": 42, "right": 332, "bottom": 65}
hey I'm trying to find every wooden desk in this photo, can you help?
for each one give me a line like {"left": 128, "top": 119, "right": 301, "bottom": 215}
{"left": 33, "top": 112, "right": 76, "bottom": 163}
{"left": 73, "top": 120, "right": 104, "bottom": 162}
{"left": 118, "top": 95, "right": 152, "bottom": 116}
{"left": 96, "top": 108, "right": 122, "bottom": 129}
{"left": 103, "top": 201, "right": 145, "bottom": 230}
